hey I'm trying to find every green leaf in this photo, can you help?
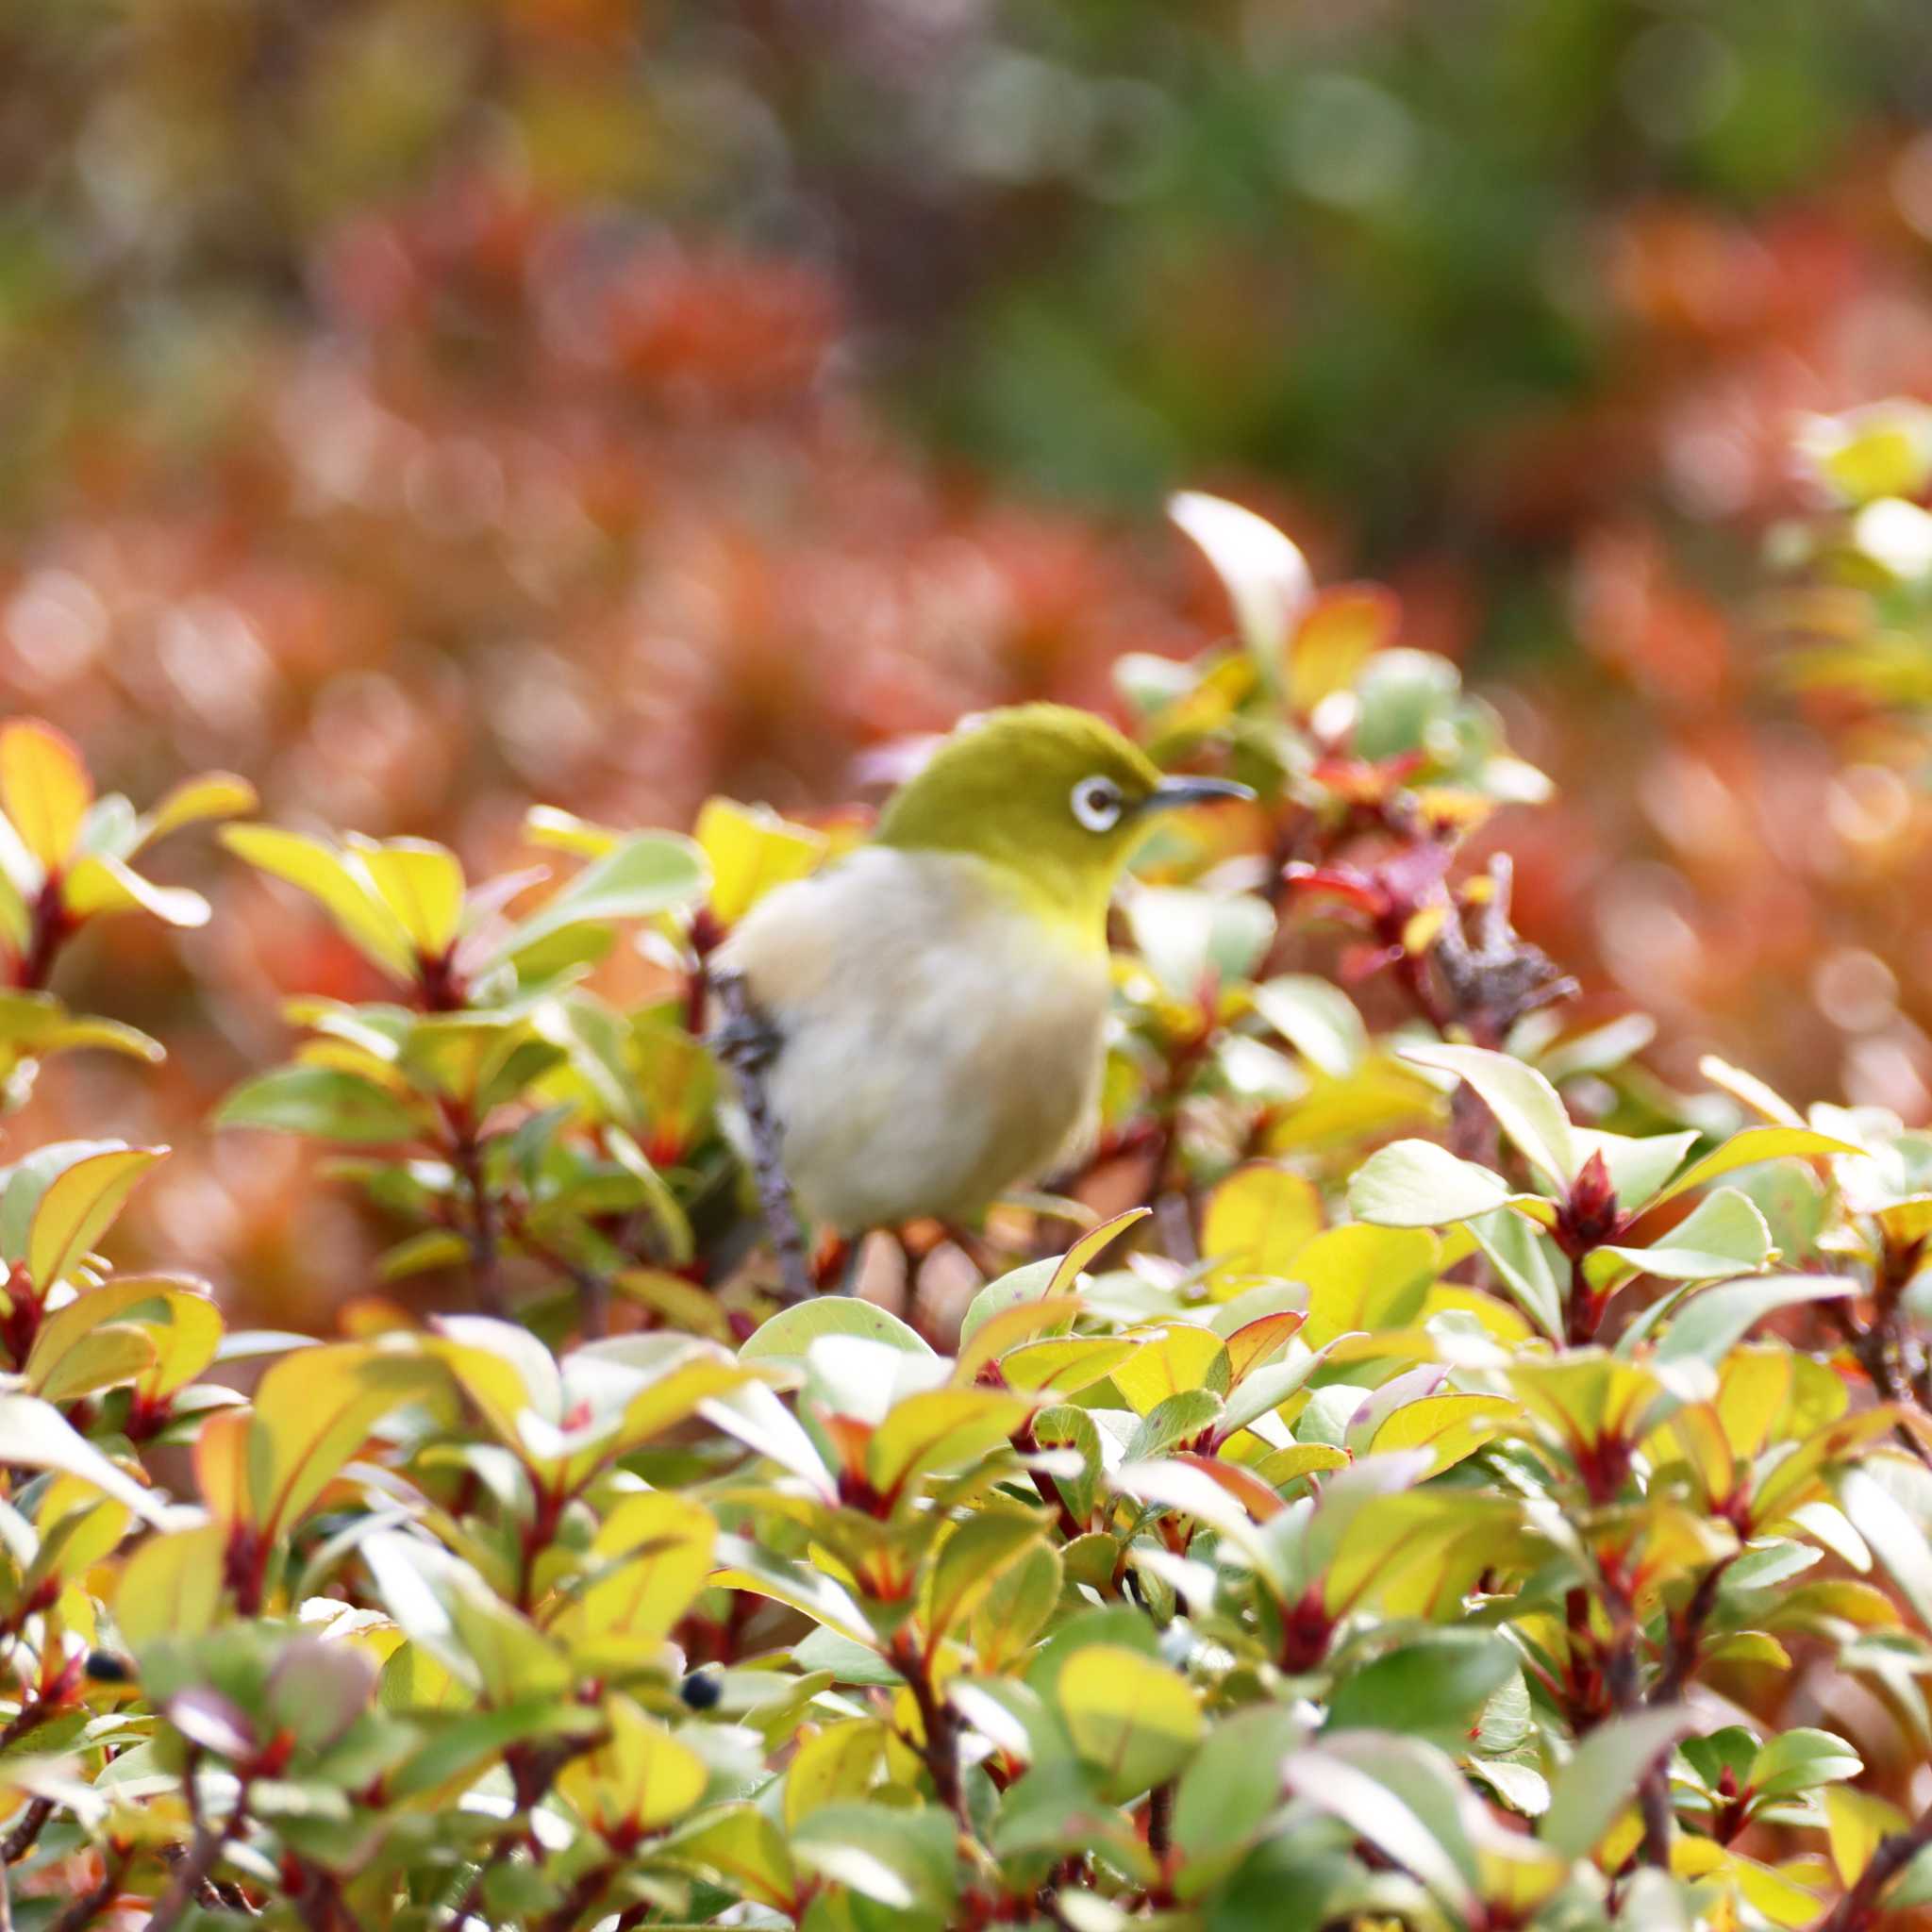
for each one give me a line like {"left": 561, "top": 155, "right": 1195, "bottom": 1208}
{"left": 215, "top": 1067, "right": 422, "bottom": 1144}
{"left": 740, "top": 1296, "right": 934, "bottom": 1363}
{"left": 1654, "top": 1274, "right": 1856, "bottom": 1367}
{"left": 1251, "top": 975, "right": 1367, "bottom": 1077}
{"left": 1057, "top": 1644, "right": 1203, "bottom": 1799}
{"left": 1172, "top": 1704, "right": 1305, "bottom": 1867}
{"left": 1124, "top": 1388, "right": 1224, "bottom": 1462}
{"left": 1348, "top": 1140, "right": 1513, "bottom": 1228}
{"left": 0, "top": 1392, "right": 168, "bottom": 1524}
{"left": 1593, "top": 1188, "right": 1773, "bottom": 1285}
{"left": 925, "top": 1509, "right": 1044, "bottom": 1641}
{"left": 1124, "top": 884, "right": 1274, "bottom": 1003}
{"left": 1400, "top": 1042, "right": 1576, "bottom": 1188}
{"left": 1280, "top": 1737, "right": 1477, "bottom": 1917}
{"left": 1748, "top": 1728, "right": 1862, "bottom": 1802}
{"left": 1325, "top": 1632, "right": 1517, "bottom": 1750}
{"left": 661, "top": 1803, "right": 800, "bottom": 1912}
{"left": 1466, "top": 1208, "right": 1563, "bottom": 1339}
{"left": 791, "top": 1802, "right": 959, "bottom": 1914}
{"left": 491, "top": 832, "right": 707, "bottom": 966}
{"left": 1543, "top": 1708, "right": 1694, "bottom": 1860}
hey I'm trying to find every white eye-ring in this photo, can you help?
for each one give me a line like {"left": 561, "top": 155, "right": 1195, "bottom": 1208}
{"left": 1071, "top": 774, "right": 1124, "bottom": 832}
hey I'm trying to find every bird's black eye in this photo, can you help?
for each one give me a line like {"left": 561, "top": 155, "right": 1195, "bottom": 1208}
{"left": 1071, "top": 774, "right": 1124, "bottom": 832}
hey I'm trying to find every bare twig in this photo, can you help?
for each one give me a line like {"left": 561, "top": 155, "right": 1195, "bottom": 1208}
{"left": 446, "top": 1105, "right": 507, "bottom": 1317}
{"left": 709, "top": 970, "right": 813, "bottom": 1304}
{"left": 1606, "top": 1630, "right": 1672, "bottom": 1870}
{"left": 49, "top": 1849, "right": 128, "bottom": 1932}
{"left": 0, "top": 1799, "right": 51, "bottom": 1866}
{"left": 147, "top": 1782, "right": 249, "bottom": 1932}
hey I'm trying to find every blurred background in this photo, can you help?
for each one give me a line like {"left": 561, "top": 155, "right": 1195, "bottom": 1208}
{"left": 7, "top": 0, "right": 1932, "bottom": 1315}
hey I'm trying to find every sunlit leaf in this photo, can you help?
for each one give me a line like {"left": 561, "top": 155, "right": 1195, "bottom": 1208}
{"left": 0, "top": 719, "right": 91, "bottom": 874}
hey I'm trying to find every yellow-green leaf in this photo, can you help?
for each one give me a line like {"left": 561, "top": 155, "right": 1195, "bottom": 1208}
{"left": 1652, "top": 1127, "right": 1862, "bottom": 1207}
{"left": 61, "top": 855, "right": 210, "bottom": 928}
{"left": 785, "top": 1720, "right": 888, "bottom": 1831}
{"left": 347, "top": 836, "right": 465, "bottom": 958}
{"left": 558, "top": 1695, "right": 708, "bottom": 1837}
{"left": 555, "top": 1491, "right": 715, "bottom": 1664}
{"left": 0, "top": 720, "right": 91, "bottom": 873}
{"left": 695, "top": 796, "right": 826, "bottom": 926}
{"left": 27, "top": 1144, "right": 164, "bottom": 1291}
{"left": 134, "top": 773, "right": 258, "bottom": 852}
{"left": 246, "top": 1344, "right": 442, "bottom": 1538}
{"left": 222, "top": 825, "right": 417, "bottom": 980}
{"left": 113, "top": 1522, "right": 227, "bottom": 1648}
{"left": 1058, "top": 1644, "right": 1203, "bottom": 1798}
{"left": 1200, "top": 1163, "right": 1322, "bottom": 1291}
{"left": 1824, "top": 1785, "right": 1908, "bottom": 1887}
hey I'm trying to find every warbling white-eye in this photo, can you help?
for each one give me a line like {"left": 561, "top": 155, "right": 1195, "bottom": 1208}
{"left": 712, "top": 704, "right": 1250, "bottom": 1269}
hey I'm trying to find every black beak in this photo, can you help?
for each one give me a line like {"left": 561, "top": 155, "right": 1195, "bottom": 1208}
{"left": 1142, "top": 774, "right": 1256, "bottom": 814}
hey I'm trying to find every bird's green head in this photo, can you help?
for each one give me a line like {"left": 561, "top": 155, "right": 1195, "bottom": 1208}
{"left": 874, "top": 704, "right": 1251, "bottom": 929}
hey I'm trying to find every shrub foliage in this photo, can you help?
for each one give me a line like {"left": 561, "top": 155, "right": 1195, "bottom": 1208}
{"left": 5, "top": 498, "right": 1932, "bottom": 1932}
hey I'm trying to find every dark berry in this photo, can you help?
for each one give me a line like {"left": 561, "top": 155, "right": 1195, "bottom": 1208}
{"left": 679, "top": 1669, "right": 722, "bottom": 1710}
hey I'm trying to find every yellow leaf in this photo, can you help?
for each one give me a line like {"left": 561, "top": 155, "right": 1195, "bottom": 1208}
{"left": 1289, "top": 585, "right": 1398, "bottom": 714}
{"left": 0, "top": 720, "right": 91, "bottom": 873}
{"left": 1673, "top": 1838, "right": 1825, "bottom": 1929}
{"left": 27, "top": 1282, "right": 215, "bottom": 1406}
{"left": 695, "top": 797, "right": 827, "bottom": 926}
{"left": 61, "top": 855, "right": 209, "bottom": 928}
{"left": 114, "top": 1522, "right": 227, "bottom": 1647}
{"left": 784, "top": 1720, "right": 888, "bottom": 1830}
{"left": 1058, "top": 1644, "right": 1202, "bottom": 1798}
{"left": 222, "top": 825, "right": 417, "bottom": 980}
{"left": 1200, "top": 1163, "right": 1322, "bottom": 1292}
{"left": 35, "top": 1481, "right": 131, "bottom": 1584}
{"left": 1252, "top": 1442, "right": 1350, "bottom": 1488}
{"left": 951, "top": 1294, "right": 1082, "bottom": 1386}
{"left": 24, "top": 1321, "right": 154, "bottom": 1403}
{"left": 136, "top": 773, "right": 258, "bottom": 851}
{"left": 1653, "top": 1127, "right": 1861, "bottom": 1207}
{"left": 27, "top": 1145, "right": 164, "bottom": 1291}
{"left": 1108, "top": 1324, "right": 1224, "bottom": 1416}
{"left": 1047, "top": 1207, "right": 1152, "bottom": 1297}
{"left": 1299, "top": 1224, "right": 1440, "bottom": 1346}
{"left": 558, "top": 1695, "right": 708, "bottom": 1837}
{"left": 555, "top": 1491, "right": 715, "bottom": 1663}
{"left": 247, "top": 1344, "right": 442, "bottom": 1538}
{"left": 347, "top": 836, "right": 466, "bottom": 958}
{"left": 194, "top": 1408, "right": 252, "bottom": 1526}
{"left": 661, "top": 1803, "right": 799, "bottom": 1910}
{"left": 1824, "top": 1785, "right": 1908, "bottom": 1886}
{"left": 1370, "top": 1394, "right": 1514, "bottom": 1476}
{"left": 867, "top": 1389, "right": 1031, "bottom": 1496}
{"left": 998, "top": 1334, "right": 1141, "bottom": 1396}
{"left": 923, "top": 1508, "right": 1044, "bottom": 1640}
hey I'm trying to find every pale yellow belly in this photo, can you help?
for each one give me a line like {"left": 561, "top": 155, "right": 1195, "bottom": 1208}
{"left": 718, "top": 848, "right": 1110, "bottom": 1230}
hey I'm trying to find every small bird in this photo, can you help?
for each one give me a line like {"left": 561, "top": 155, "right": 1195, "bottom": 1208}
{"left": 712, "top": 705, "right": 1250, "bottom": 1256}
